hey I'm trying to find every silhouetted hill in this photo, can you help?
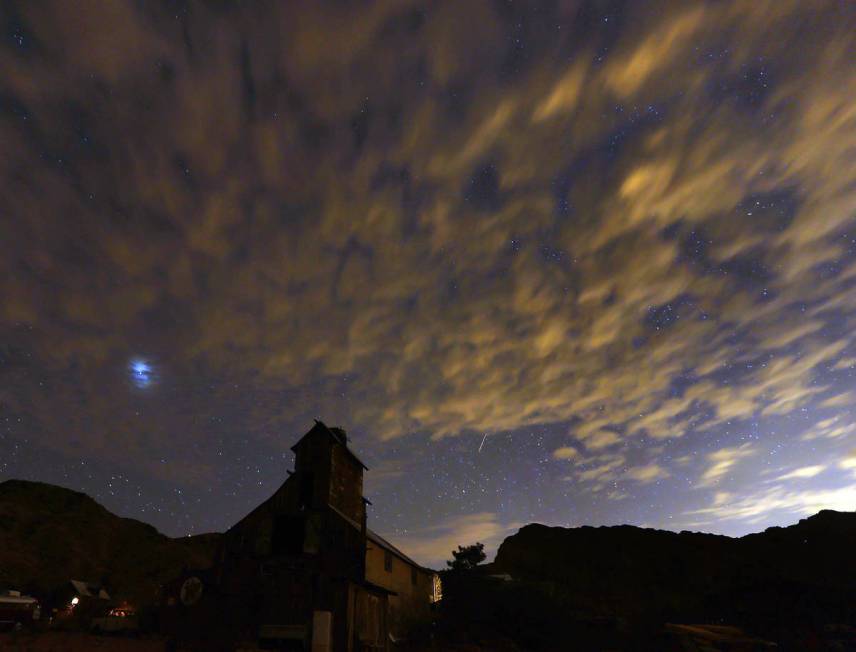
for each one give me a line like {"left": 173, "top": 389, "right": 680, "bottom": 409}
{"left": 5, "top": 480, "right": 856, "bottom": 648}
{"left": 0, "top": 480, "right": 220, "bottom": 605}
{"left": 473, "top": 511, "right": 856, "bottom": 648}
{"left": 495, "top": 511, "right": 856, "bottom": 598}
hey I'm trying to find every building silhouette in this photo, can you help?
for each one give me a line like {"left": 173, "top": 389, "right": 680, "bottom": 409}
{"left": 162, "top": 420, "right": 437, "bottom": 651}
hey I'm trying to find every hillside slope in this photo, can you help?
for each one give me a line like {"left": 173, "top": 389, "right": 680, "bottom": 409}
{"left": 486, "top": 511, "right": 856, "bottom": 646}
{"left": 0, "top": 480, "right": 220, "bottom": 605}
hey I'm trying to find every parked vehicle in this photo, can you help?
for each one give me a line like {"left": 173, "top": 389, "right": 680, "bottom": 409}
{"left": 0, "top": 590, "right": 41, "bottom": 631}
{"left": 90, "top": 604, "right": 139, "bottom": 635}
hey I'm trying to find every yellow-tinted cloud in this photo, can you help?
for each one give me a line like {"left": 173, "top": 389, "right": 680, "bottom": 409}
{"left": 689, "top": 483, "right": 856, "bottom": 525}
{"left": 840, "top": 450, "right": 856, "bottom": 472}
{"left": 552, "top": 446, "right": 578, "bottom": 461}
{"left": 625, "top": 463, "right": 670, "bottom": 484}
{"left": 1, "top": 0, "right": 855, "bottom": 495}
{"left": 699, "top": 444, "right": 757, "bottom": 487}
{"left": 382, "top": 512, "right": 521, "bottom": 568}
{"left": 776, "top": 466, "right": 826, "bottom": 481}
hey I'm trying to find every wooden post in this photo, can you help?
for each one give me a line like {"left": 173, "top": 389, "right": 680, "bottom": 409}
{"left": 312, "top": 610, "right": 332, "bottom": 652}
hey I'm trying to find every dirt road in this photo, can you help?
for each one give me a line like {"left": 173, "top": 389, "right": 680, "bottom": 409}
{"left": 0, "top": 632, "right": 165, "bottom": 651}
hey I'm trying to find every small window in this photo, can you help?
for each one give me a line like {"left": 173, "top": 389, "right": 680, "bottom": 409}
{"left": 384, "top": 550, "right": 392, "bottom": 572}
{"left": 299, "top": 471, "right": 314, "bottom": 509}
{"left": 411, "top": 566, "right": 417, "bottom": 585}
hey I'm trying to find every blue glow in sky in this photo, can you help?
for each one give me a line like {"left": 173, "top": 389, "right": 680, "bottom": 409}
{"left": 129, "top": 359, "right": 154, "bottom": 389}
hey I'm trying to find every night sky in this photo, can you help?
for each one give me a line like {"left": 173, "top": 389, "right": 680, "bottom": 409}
{"left": 2, "top": 1, "right": 856, "bottom": 568}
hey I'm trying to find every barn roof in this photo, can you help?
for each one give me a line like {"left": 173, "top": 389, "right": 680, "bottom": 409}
{"left": 366, "top": 528, "right": 434, "bottom": 574}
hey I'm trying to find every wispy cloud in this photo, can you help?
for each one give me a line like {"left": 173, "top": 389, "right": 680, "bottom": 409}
{"left": 689, "top": 483, "right": 856, "bottom": 527}
{"left": 625, "top": 463, "right": 670, "bottom": 484}
{"left": 776, "top": 465, "right": 826, "bottom": 481}
{"left": 2, "top": 0, "right": 855, "bottom": 538}
{"left": 698, "top": 445, "right": 757, "bottom": 488}
{"left": 4, "top": 1, "right": 855, "bottom": 465}
{"left": 840, "top": 449, "right": 856, "bottom": 474}
{"left": 382, "top": 512, "right": 522, "bottom": 569}
{"left": 552, "top": 446, "right": 578, "bottom": 461}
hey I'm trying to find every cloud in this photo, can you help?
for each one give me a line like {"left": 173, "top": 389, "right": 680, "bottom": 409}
{"left": 841, "top": 449, "right": 856, "bottom": 472}
{"left": 382, "top": 512, "right": 521, "bottom": 569}
{"left": 689, "top": 482, "right": 856, "bottom": 527}
{"left": 625, "top": 463, "right": 670, "bottom": 484}
{"left": 532, "top": 62, "right": 587, "bottom": 123}
{"left": 1, "top": 0, "right": 855, "bottom": 533}
{"left": 585, "top": 430, "right": 622, "bottom": 451}
{"left": 698, "top": 444, "right": 757, "bottom": 487}
{"left": 577, "top": 455, "right": 626, "bottom": 484}
{"left": 552, "top": 446, "right": 578, "bottom": 461}
{"left": 800, "top": 417, "right": 856, "bottom": 441}
{"left": 604, "top": 6, "right": 705, "bottom": 97}
{"left": 819, "top": 392, "right": 856, "bottom": 408}
{"left": 776, "top": 465, "right": 826, "bottom": 481}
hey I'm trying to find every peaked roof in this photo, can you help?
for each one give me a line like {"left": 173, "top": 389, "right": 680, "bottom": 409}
{"left": 291, "top": 420, "right": 368, "bottom": 470}
{"left": 70, "top": 579, "right": 110, "bottom": 599}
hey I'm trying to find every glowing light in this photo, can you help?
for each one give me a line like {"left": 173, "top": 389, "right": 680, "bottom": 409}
{"left": 70, "top": 597, "right": 79, "bottom": 606}
{"left": 129, "top": 358, "right": 154, "bottom": 389}
{"left": 431, "top": 574, "right": 443, "bottom": 603}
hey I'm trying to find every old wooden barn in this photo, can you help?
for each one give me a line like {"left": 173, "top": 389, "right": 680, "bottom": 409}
{"left": 161, "top": 421, "right": 437, "bottom": 651}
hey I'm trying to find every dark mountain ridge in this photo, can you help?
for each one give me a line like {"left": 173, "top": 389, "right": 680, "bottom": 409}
{"left": 479, "top": 510, "right": 856, "bottom": 648}
{"left": 495, "top": 510, "right": 856, "bottom": 593}
{"left": 0, "top": 479, "right": 219, "bottom": 605}
{"left": 3, "top": 479, "right": 855, "bottom": 647}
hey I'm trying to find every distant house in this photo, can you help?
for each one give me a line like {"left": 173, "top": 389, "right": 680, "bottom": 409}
{"left": 56, "top": 580, "right": 110, "bottom": 623}
{"left": 365, "top": 529, "right": 439, "bottom": 636}
{"left": 68, "top": 579, "right": 111, "bottom": 602}
{"left": 163, "top": 421, "right": 434, "bottom": 651}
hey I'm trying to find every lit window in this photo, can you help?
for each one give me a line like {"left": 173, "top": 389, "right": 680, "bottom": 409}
{"left": 431, "top": 575, "right": 442, "bottom": 603}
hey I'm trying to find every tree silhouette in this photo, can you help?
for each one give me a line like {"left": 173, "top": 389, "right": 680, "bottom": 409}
{"left": 446, "top": 542, "right": 486, "bottom": 570}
